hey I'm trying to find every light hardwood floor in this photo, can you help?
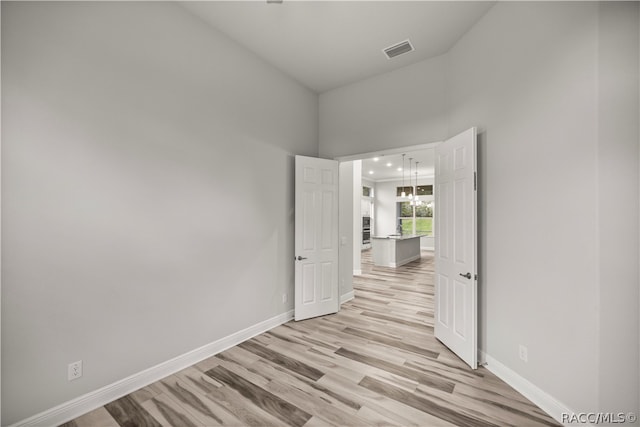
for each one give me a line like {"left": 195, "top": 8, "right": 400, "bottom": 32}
{"left": 63, "top": 250, "right": 559, "bottom": 427}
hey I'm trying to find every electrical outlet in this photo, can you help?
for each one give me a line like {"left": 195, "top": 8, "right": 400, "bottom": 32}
{"left": 68, "top": 360, "right": 83, "bottom": 381}
{"left": 282, "top": 293, "right": 288, "bottom": 303}
{"left": 519, "top": 345, "right": 528, "bottom": 363}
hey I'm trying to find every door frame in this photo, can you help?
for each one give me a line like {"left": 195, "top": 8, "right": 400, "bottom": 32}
{"left": 335, "top": 142, "right": 439, "bottom": 163}
{"left": 333, "top": 137, "right": 479, "bottom": 368}
{"left": 335, "top": 141, "right": 441, "bottom": 289}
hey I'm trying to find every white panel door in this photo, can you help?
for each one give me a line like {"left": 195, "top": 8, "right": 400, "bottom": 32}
{"left": 434, "top": 127, "right": 478, "bottom": 369}
{"left": 294, "top": 155, "right": 340, "bottom": 321}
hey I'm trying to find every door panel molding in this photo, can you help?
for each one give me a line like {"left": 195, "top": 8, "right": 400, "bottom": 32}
{"left": 434, "top": 128, "right": 478, "bottom": 369}
{"left": 295, "top": 156, "right": 340, "bottom": 321}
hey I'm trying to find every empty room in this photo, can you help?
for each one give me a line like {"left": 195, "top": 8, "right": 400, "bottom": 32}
{"left": 2, "top": 1, "right": 639, "bottom": 426}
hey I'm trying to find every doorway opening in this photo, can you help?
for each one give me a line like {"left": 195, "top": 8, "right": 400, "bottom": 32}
{"left": 335, "top": 142, "right": 438, "bottom": 284}
{"left": 328, "top": 127, "right": 478, "bottom": 369}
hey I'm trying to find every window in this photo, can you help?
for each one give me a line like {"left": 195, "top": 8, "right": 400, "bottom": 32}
{"left": 396, "top": 186, "right": 413, "bottom": 197}
{"left": 396, "top": 185, "right": 433, "bottom": 196}
{"left": 362, "top": 186, "right": 372, "bottom": 197}
{"left": 415, "top": 202, "right": 433, "bottom": 235}
{"left": 397, "top": 200, "right": 434, "bottom": 236}
{"left": 416, "top": 185, "right": 433, "bottom": 196}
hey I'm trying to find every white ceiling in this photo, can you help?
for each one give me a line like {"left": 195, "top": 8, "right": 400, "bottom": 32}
{"left": 362, "top": 149, "right": 434, "bottom": 182}
{"left": 181, "top": 1, "right": 495, "bottom": 93}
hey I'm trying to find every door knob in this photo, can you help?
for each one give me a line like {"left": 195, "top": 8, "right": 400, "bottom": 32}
{"left": 296, "top": 256, "right": 308, "bottom": 261}
{"left": 459, "top": 272, "right": 472, "bottom": 279}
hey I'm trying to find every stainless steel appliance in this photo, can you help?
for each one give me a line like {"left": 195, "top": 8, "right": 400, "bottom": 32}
{"left": 362, "top": 216, "right": 371, "bottom": 244}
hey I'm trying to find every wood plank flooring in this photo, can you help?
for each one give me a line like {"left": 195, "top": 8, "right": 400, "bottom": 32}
{"left": 62, "top": 250, "right": 559, "bottom": 427}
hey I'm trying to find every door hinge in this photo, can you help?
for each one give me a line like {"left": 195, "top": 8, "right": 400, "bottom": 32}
{"left": 474, "top": 172, "right": 477, "bottom": 191}
{"left": 475, "top": 274, "right": 478, "bottom": 281}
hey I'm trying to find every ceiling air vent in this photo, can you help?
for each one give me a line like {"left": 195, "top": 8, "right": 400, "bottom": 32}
{"left": 383, "top": 40, "right": 414, "bottom": 59}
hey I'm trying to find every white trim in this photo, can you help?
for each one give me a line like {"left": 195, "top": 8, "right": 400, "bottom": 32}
{"left": 478, "top": 349, "right": 488, "bottom": 365}
{"left": 353, "top": 269, "right": 362, "bottom": 276}
{"left": 370, "top": 174, "right": 434, "bottom": 183}
{"left": 10, "top": 310, "right": 294, "bottom": 427}
{"left": 340, "top": 290, "right": 355, "bottom": 304}
{"left": 335, "top": 141, "right": 440, "bottom": 163}
{"left": 480, "top": 351, "right": 583, "bottom": 426}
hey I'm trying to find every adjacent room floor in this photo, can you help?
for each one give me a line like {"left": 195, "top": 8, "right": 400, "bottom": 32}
{"left": 62, "top": 250, "right": 559, "bottom": 427}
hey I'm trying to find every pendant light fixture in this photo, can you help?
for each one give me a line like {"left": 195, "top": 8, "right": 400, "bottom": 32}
{"left": 408, "top": 158, "right": 413, "bottom": 199}
{"left": 400, "top": 154, "right": 406, "bottom": 198}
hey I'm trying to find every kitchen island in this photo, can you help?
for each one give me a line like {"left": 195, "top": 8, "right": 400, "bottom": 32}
{"left": 371, "top": 234, "right": 423, "bottom": 268}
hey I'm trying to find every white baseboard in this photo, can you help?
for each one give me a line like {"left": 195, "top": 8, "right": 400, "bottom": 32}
{"left": 341, "top": 290, "right": 355, "bottom": 304}
{"left": 480, "top": 351, "right": 579, "bottom": 426}
{"left": 353, "top": 269, "right": 362, "bottom": 276}
{"left": 11, "top": 310, "right": 294, "bottom": 427}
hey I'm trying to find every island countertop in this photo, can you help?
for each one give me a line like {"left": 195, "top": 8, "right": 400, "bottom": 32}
{"left": 371, "top": 234, "right": 423, "bottom": 267}
{"left": 371, "top": 234, "right": 426, "bottom": 241}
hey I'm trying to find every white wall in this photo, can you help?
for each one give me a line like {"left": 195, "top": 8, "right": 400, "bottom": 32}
{"left": 449, "top": 2, "right": 602, "bottom": 414}
{"left": 339, "top": 162, "right": 354, "bottom": 298}
{"left": 1, "top": 2, "right": 318, "bottom": 425}
{"left": 373, "top": 181, "right": 398, "bottom": 237}
{"left": 320, "top": 1, "right": 639, "bottom": 420}
{"left": 319, "top": 54, "right": 448, "bottom": 159}
{"left": 352, "top": 161, "right": 362, "bottom": 274}
{"left": 596, "top": 2, "right": 639, "bottom": 417}
{"left": 448, "top": 1, "right": 639, "bottom": 416}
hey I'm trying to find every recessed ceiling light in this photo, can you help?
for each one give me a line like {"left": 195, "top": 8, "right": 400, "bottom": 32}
{"left": 397, "top": 167, "right": 402, "bottom": 171}
{"left": 386, "top": 162, "right": 392, "bottom": 167}
{"left": 369, "top": 170, "right": 374, "bottom": 174}
{"left": 373, "top": 157, "right": 379, "bottom": 162}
